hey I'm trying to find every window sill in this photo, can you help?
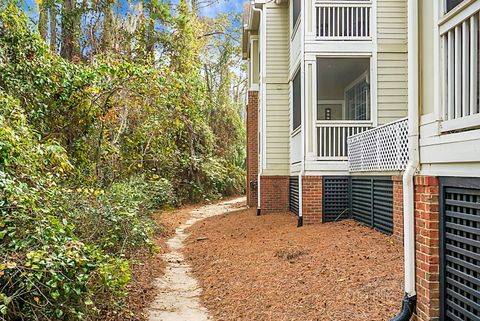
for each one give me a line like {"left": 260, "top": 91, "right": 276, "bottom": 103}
{"left": 291, "top": 127, "right": 302, "bottom": 137}
{"left": 440, "top": 114, "right": 480, "bottom": 133}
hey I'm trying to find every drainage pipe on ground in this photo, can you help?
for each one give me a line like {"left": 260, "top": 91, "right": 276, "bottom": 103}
{"left": 390, "top": 0, "right": 419, "bottom": 319}
{"left": 251, "top": 2, "right": 264, "bottom": 216}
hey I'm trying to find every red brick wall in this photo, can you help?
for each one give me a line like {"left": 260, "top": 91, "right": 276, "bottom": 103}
{"left": 392, "top": 176, "right": 404, "bottom": 239}
{"left": 246, "top": 91, "right": 259, "bottom": 208}
{"left": 414, "top": 176, "right": 440, "bottom": 321}
{"left": 260, "top": 176, "right": 289, "bottom": 213}
{"left": 302, "top": 176, "right": 323, "bottom": 224}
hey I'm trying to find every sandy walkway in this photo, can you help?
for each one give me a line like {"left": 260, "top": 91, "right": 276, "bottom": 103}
{"left": 148, "top": 197, "right": 246, "bottom": 321}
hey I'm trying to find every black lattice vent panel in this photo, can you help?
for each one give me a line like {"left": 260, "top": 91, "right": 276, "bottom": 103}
{"left": 289, "top": 176, "right": 300, "bottom": 215}
{"left": 372, "top": 179, "right": 394, "bottom": 235}
{"left": 351, "top": 177, "right": 393, "bottom": 235}
{"left": 323, "top": 177, "right": 350, "bottom": 223}
{"left": 440, "top": 182, "right": 480, "bottom": 321}
{"left": 351, "top": 178, "right": 373, "bottom": 226}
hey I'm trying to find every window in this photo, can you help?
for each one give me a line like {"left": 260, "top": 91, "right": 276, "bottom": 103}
{"left": 446, "top": 0, "right": 465, "bottom": 13}
{"left": 345, "top": 76, "right": 370, "bottom": 121}
{"left": 293, "top": 70, "right": 301, "bottom": 130}
{"left": 293, "top": 0, "right": 301, "bottom": 30}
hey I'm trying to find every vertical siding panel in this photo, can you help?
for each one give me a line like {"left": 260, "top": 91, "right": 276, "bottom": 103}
{"left": 265, "top": 3, "right": 290, "bottom": 174}
{"left": 377, "top": 0, "right": 408, "bottom": 125}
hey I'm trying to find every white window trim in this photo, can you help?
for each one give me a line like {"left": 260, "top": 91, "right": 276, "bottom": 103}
{"left": 291, "top": 65, "right": 302, "bottom": 134}
{"left": 291, "top": 0, "right": 302, "bottom": 41}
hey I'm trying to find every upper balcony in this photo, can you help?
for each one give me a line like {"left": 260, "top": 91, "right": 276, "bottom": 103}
{"left": 298, "top": 0, "right": 375, "bottom": 56}
{"left": 315, "top": 0, "right": 372, "bottom": 41}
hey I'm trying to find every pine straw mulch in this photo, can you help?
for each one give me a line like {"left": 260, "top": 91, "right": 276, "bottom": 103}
{"left": 184, "top": 209, "right": 404, "bottom": 321}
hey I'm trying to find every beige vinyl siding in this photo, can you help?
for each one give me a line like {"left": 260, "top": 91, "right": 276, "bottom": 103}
{"left": 264, "top": 3, "right": 290, "bottom": 175}
{"left": 376, "top": 0, "right": 408, "bottom": 125}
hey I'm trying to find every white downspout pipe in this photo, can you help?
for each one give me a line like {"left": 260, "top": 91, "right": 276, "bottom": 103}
{"left": 298, "top": 2, "right": 306, "bottom": 227}
{"left": 404, "top": 0, "right": 419, "bottom": 299}
{"left": 390, "top": 0, "right": 419, "bottom": 319}
{"left": 252, "top": 2, "right": 265, "bottom": 215}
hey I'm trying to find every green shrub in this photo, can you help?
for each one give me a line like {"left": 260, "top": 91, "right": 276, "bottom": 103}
{"left": 0, "top": 93, "right": 131, "bottom": 320}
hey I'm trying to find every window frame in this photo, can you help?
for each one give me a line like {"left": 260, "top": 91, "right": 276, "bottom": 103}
{"left": 292, "top": 0, "right": 301, "bottom": 33}
{"left": 343, "top": 71, "right": 371, "bottom": 121}
{"left": 292, "top": 68, "right": 302, "bottom": 131}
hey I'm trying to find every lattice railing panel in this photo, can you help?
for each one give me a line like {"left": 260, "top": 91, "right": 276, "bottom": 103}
{"left": 348, "top": 118, "right": 409, "bottom": 172}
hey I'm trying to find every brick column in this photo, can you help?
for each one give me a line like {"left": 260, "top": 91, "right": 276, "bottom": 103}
{"left": 302, "top": 176, "right": 323, "bottom": 224}
{"left": 392, "top": 176, "right": 404, "bottom": 239}
{"left": 260, "top": 176, "right": 289, "bottom": 213}
{"left": 414, "top": 176, "right": 440, "bottom": 321}
{"left": 246, "top": 91, "right": 259, "bottom": 208}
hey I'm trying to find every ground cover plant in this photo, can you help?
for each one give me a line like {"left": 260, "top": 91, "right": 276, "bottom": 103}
{"left": 0, "top": 1, "right": 245, "bottom": 319}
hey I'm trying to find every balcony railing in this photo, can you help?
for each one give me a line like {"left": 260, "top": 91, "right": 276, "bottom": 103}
{"left": 315, "top": 0, "right": 372, "bottom": 40}
{"left": 317, "top": 121, "right": 372, "bottom": 160}
{"left": 347, "top": 118, "right": 409, "bottom": 172}
{"left": 440, "top": 3, "right": 480, "bottom": 132}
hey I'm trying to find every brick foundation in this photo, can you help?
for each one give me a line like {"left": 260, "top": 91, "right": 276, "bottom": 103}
{"left": 393, "top": 176, "right": 404, "bottom": 239}
{"left": 414, "top": 176, "right": 440, "bottom": 321}
{"left": 246, "top": 91, "right": 259, "bottom": 208}
{"left": 260, "top": 176, "right": 289, "bottom": 213}
{"left": 302, "top": 176, "right": 323, "bottom": 224}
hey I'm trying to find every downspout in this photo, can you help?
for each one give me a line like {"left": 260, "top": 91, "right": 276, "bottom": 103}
{"left": 389, "top": 0, "right": 419, "bottom": 319}
{"left": 298, "top": 2, "right": 306, "bottom": 228}
{"left": 252, "top": 2, "right": 265, "bottom": 216}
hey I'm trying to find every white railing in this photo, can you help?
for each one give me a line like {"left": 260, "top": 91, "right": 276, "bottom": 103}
{"left": 440, "top": 3, "right": 480, "bottom": 131}
{"left": 315, "top": 0, "right": 372, "bottom": 40}
{"left": 348, "top": 118, "right": 409, "bottom": 172}
{"left": 317, "top": 121, "right": 372, "bottom": 160}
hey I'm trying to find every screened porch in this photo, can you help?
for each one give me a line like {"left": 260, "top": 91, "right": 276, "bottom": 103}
{"left": 316, "top": 57, "right": 373, "bottom": 160}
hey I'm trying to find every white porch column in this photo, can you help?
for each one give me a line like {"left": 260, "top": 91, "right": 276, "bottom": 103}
{"left": 305, "top": 55, "right": 317, "bottom": 161}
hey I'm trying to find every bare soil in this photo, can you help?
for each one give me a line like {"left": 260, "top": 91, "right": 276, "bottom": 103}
{"left": 109, "top": 203, "right": 210, "bottom": 321}
{"left": 112, "top": 198, "right": 246, "bottom": 321}
{"left": 184, "top": 209, "right": 404, "bottom": 321}
{"left": 147, "top": 198, "right": 246, "bottom": 321}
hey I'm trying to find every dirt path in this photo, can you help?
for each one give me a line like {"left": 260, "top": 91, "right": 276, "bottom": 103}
{"left": 147, "top": 197, "right": 246, "bottom": 321}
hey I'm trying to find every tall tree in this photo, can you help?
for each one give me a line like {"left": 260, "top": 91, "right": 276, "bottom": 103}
{"left": 38, "top": 0, "right": 48, "bottom": 40}
{"left": 101, "top": 0, "right": 114, "bottom": 52}
{"left": 60, "top": 0, "right": 80, "bottom": 60}
{"left": 49, "top": 1, "right": 57, "bottom": 51}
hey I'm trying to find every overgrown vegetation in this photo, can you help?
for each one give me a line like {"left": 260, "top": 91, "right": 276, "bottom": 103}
{"left": 0, "top": 0, "right": 246, "bottom": 319}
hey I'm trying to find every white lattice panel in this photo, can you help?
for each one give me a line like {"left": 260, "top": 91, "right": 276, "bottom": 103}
{"left": 348, "top": 118, "right": 409, "bottom": 172}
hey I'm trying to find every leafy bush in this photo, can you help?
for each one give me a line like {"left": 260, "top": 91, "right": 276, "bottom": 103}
{"left": 0, "top": 92, "right": 132, "bottom": 320}
{"left": 0, "top": 3, "right": 246, "bottom": 320}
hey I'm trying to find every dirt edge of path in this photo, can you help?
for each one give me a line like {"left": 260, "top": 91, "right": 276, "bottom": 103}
{"left": 109, "top": 197, "right": 246, "bottom": 321}
{"left": 147, "top": 197, "right": 247, "bottom": 321}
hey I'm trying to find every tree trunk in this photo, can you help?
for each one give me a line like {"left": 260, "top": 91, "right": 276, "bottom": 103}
{"left": 49, "top": 3, "right": 57, "bottom": 52}
{"left": 145, "top": 0, "right": 155, "bottom": 59}
{"left": 38, "top": 2, "right": 48, "bottom": 41}
{"left": 101, "top": 0, "right": 114, "bottom": 53}
{"left": 60, "top": 0, "right": 80, "bottom": 61}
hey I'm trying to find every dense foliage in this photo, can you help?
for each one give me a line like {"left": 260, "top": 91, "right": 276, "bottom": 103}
{"left": 0, "top": 1, "right": 245, "bottom": 320}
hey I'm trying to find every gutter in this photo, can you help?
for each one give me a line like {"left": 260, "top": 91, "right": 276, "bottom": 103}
{"left": 251, "top": 1, "right": 265, "bottom": 216}
{"left": 390, "top": 0, "right": 419, "bottom": 319}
